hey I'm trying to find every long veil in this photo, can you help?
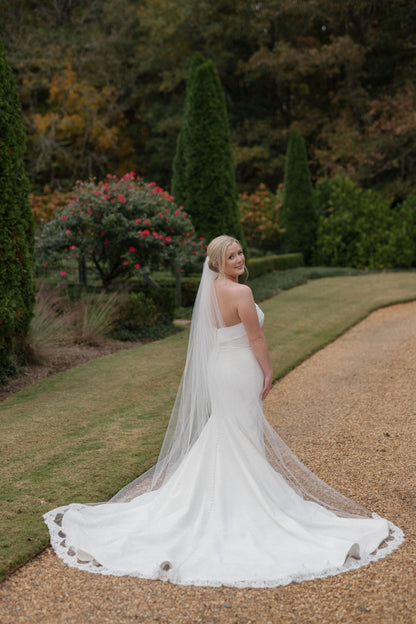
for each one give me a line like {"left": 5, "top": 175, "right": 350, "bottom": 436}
{"left": 110, "top": 257, "right": 376, "bottom": 521}
{"left": 110, "top": 257, "right": 225, "bottom": 501}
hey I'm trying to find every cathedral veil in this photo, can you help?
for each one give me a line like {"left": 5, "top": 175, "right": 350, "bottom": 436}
{"left": 43, "top": 252, "right": 403, "bottom": 586}
{"left": 109, "top": 257, "right": 225, "bottom": 501}
{"left": 110, "top": 256, "right": 377, "bottom": 522}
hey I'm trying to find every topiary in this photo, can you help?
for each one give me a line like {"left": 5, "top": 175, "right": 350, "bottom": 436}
{"left": 281, "top": 130, "right": 317, "bottom": 263}
{"left": 0, "top": 39, "right": 35, "bottom": 381}
{"left": 171, "top": 53, "right": 245, "bottom": 246}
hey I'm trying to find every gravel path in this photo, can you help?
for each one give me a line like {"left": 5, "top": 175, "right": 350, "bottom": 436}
{"left": 1, "top": 302, "right": 415, "bottom": 624}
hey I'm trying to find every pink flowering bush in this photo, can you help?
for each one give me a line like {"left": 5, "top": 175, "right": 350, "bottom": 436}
{"left": 36, "top": 173, "right": 205, "bottom": 290}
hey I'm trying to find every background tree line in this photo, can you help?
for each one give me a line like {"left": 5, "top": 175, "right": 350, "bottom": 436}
{"left": 2, "top": 0, "right": 416, "bottom": 199}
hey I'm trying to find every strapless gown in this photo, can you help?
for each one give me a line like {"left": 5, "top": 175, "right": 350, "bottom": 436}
{"left": 44, "top": 305, "right": 403, "bottom": 587}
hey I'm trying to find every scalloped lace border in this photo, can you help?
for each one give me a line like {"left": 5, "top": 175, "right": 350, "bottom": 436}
{"left": 43, "top": 506, "right": 405, "bottom": 588}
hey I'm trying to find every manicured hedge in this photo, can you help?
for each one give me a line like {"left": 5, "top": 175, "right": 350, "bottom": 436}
{"left": 156, "top": 254, "right": 305, "bottom": 304}
{"left": 246, "top": 253, "right": 304, "bottom": 278}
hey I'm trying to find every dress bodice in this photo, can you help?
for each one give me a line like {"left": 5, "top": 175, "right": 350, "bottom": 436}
{"left": 216, "top": 304, "right": 264, "bottom": 348}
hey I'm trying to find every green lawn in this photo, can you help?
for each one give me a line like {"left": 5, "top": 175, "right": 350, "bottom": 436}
{"left": 1, "top": 271, "right": 415, "bottom": 580}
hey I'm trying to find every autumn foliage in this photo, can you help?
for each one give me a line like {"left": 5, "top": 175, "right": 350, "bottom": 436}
{"left": 239, "top": 184, "right": 282, "bottom": 253}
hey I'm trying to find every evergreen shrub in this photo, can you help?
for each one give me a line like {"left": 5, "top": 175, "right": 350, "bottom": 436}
{"left": 281, "top": 130, "right": 317, "bottom": 263}
{"left": 149, "top": 276, "right": 201, "bottom": 308}
{"left": 315, "top": 177, "right": 415, "bottom": 268}
{"left": 172, "top": 54, "right": 245, "bottom": 245}
{"left": 246, "top": 253, "right": 304, "bottom": 278}
{"left": 113, "top": 287, "right": 176, "bottom": 341}
{"left": 0, "top": 40, "right": 35, "bottom": 380}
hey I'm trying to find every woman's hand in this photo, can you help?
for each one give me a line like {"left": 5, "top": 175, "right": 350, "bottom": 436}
{"left": 260, "top": 371, "right": 273, "bottom": 401}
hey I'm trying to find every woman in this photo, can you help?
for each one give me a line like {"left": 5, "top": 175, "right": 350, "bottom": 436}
{"left": 44, "top": 235, "right": 403, "bottom": 587}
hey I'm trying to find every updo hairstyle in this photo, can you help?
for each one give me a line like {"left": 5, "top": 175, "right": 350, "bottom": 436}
{"left": 206, "top": 234, "right": 241, "bottom": 274}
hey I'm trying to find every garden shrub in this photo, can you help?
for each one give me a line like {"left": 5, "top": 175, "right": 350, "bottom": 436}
{"left": 391, "top": 194, "right": 416, "bottom": 267}
{"left": 36, "top": 173, "right": 205, "bottom": 291}
{"left": 114, "top": 287, "right": 176, "bottom": 341}
{"left": 239, "top": 184, "right": 283, "bottom": 253}
{"left": 315, "top": 176, "right": 415, "bottom": 268}
{"left": 144, "top": 275, "right": 201, "bottom": 308}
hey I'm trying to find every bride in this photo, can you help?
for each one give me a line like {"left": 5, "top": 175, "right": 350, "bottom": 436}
{"left": 44, "top": 234, "right": 404, "bottom": 587}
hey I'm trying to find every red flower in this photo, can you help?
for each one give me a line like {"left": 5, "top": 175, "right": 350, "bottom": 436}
{"left": 165, "top": 235, "right": 172, "bottom": 242}
{"left": 152, "top": 231, "right": 159, "bottom": 238}
{"left": 61, "top": 215, "right": 66, "bottom": 221}
{"left": 175, "top": 209, "right": 180, "bottom": 216}
{"left": 104, "top": 240, "right": 110, "bottom": 246}
{"left": 65, "top": 229, "right": 71, "bottom": 235}
{"left": 134, "top": 264, "right": 140, "bottom": 269}
{"left": 129, "top": 246, "right": 136, "bottom": 252}
{"left": 135, "top": 218, "right": 141, "bottom": 223}
{"left": 118, "top": 193, "right": 126, "bottom": 203}
{"left": 69, "top": 245, "right": 76, "bottom": 250}
{"left": 60, "top": 271, "right": 66, "bottom": 277}
{"left": 123, "top": 260, "right": 128, "bottom": 266}
{"left": 100, "top": 231, "right": 105, "bottom": 237}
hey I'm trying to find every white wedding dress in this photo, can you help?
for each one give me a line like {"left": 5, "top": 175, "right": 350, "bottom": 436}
{"left": 44, "top": 266, "right": 404, "bottom": 587}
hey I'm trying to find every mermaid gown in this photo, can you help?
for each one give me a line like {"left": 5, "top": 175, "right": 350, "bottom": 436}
{"left": 44, "top": 305, "right": 403, "bottom": 587}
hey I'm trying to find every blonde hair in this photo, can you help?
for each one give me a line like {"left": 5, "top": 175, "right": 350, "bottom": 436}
{"left": 207, "top": 234, "right": 242, "bottom": 274}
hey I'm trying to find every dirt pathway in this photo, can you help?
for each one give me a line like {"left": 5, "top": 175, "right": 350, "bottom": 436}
{"left": 1, "top": 302, "right": 415, "bottom": 624}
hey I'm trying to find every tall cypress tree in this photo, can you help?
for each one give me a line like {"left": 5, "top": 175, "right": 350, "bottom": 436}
{"left": 281, "top": 130, "right": 317, "bottom": 263}
{"left": 171, "top": 52, "right": 205, "bottom": 210}
{"left": 171, "top": 54, "right": 245, "bottom": 246}
{"left": 0, "top": 39, "right": 35, "bottom": 379}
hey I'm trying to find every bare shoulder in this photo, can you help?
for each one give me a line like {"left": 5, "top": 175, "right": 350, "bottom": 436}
{"left": 235, "top": 284, "right": 253, "bottom": 299}
{"left": 233, "top": 283, "right": 254, "bottom": 303}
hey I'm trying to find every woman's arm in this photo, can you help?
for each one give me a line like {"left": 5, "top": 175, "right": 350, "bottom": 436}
{"left": 236, "top": 286, "right": 273, "bottom": 400}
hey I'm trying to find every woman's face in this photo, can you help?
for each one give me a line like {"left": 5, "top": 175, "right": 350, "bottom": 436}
{"left": 223, "top": 241, "right": 245, "bottom": 281}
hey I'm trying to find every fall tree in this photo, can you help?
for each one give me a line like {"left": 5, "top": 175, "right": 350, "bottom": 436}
{"left": 2, "top": 0, "right": 416, "bottom": 197}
